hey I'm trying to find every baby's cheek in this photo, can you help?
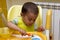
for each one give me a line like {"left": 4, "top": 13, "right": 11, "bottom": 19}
{"left": 25, "top": 21, "right": 30, "bottom": 25}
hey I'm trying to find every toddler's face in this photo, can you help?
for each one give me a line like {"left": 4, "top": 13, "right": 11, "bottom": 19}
{"left": 22, "top": 12, "right": 38, "bottom": 26}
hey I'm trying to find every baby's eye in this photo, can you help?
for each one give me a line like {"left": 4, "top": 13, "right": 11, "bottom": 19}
{"left": 33, "top": 19, "right": 35, "bottom": 22}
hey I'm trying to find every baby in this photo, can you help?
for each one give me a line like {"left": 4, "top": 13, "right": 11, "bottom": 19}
{"left": 7, "top": 2, "right": 45, "bottom": 35}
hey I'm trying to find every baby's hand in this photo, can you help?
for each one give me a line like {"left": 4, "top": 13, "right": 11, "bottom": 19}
{"left": 19, "top": 29, "right": 27, "bottom": 35}
{"left": 37, "top": 26, "right": 45, "bottom": 32}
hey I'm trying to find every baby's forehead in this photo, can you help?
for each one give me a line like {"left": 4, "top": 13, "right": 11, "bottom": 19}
{"left": 27, "top": 8, "right": 38, "bottom": 15}
{"left": 26, "top": 12, "right": 38, "bottom": 18}
{"left": 26, "top": 12, "right": 38, "bottom": 15}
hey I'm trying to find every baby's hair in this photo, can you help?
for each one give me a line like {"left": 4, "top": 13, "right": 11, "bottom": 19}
{"left": 21, "top": 2, "right": 39, "bottom": 15}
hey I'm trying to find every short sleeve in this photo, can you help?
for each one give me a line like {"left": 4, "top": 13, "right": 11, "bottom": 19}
{"left": 11, "top": 18, "right": 18, "bottom": 25}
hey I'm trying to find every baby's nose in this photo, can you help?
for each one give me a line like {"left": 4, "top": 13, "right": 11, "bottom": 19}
{"left": 30, "top": 21, "right": 34, "bottom": 24}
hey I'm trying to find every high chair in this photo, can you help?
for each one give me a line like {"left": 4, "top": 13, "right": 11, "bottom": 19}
{"left": 7, "top": 5, "right": 52, "bottom": 40}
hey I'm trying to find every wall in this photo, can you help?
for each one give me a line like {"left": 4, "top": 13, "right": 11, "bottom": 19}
{"left": 39, "top": 0, "right": 60, "bottom": 3}
{"left": 6, "top": 0, "right": 40, "bottom": 10}
{"left": 6, "top": 0, "right": 60, "bottom": 10}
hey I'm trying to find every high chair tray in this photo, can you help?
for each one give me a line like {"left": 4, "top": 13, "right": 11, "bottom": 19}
{"left": 0, "top": 32, "right": 47, "bottom": 40}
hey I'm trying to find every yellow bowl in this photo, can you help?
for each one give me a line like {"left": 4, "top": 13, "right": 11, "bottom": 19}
{"left": 27, "top": 32, "right": 47, "bottom": 40}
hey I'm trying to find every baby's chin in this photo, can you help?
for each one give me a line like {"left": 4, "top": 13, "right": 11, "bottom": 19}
{"left": 26, "top": 24, "right": 32, "bottom": 26}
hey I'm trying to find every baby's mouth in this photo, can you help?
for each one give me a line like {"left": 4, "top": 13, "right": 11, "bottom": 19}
{"left": 26, "top": 22, "right": 33, "bottom": 26}
{"left": 26, "top": 24, "right": 32, "bottom": 26}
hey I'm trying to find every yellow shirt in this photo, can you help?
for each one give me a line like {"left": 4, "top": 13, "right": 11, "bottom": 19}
{"left": 17, "top": 17, "right": 34, "bottom": 32}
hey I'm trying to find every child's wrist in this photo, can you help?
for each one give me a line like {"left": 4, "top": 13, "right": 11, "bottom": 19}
{"left": 18, "top": 29, "right": 22, "bottom": 33}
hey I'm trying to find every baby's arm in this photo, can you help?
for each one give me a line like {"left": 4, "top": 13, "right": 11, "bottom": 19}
{"left": 7, "top": 21, "right": 27, "bottom": 35}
